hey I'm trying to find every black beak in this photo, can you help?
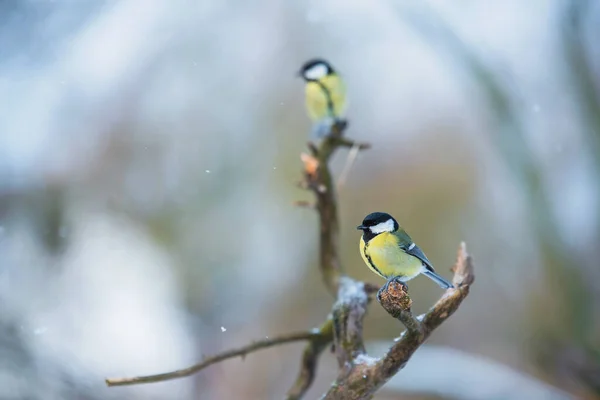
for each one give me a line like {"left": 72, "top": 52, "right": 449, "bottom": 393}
{"left": 357, "top": 225, "right": 366, "bottom": 230}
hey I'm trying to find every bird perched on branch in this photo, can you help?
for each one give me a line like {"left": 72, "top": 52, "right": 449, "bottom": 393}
{"left": 357, "top": 212, "right": 453, "bottom": 289}
{"left": 298, "top": 58, "right": 347, "bottom": 138}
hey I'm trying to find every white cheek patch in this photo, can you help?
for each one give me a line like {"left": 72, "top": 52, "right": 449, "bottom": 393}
{"left": 304, "top": 63, "right": 328, "bottom": 80}
{"left": 369, "top": 219, "right": 395, "bottom": 234}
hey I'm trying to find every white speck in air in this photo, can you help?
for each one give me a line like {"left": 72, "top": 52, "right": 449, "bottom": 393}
{"left": 220, "top": 326, "right": 227, "bottom": 332}
{"left": 363, "top": 375, "right": 367, "bottom": 379}
{"left": 265, "top": 336, "right": 269, "bottom": 339}
{"left": 273, "top": 166, "right": 277, "bottom": 170}
{"left": 533, "top": 104, "right": 541, "bottom": 112}
{"left": 205, "top": 170, "right": 210, "bottom": 174}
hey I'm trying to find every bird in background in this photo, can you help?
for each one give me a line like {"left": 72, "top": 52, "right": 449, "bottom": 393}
{"left": 298, "top": 58, "right": 347, "bottom": 138}
{"left": 357, "top": 212, "right": 454, "bottom": 290}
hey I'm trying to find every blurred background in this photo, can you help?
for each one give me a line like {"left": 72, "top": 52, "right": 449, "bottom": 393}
{"left": 0, "top": 0, "right": 598, "bottom": 399}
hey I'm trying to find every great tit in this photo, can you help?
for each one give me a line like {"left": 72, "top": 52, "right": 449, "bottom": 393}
{"left": 357, "top": 212, "right": 453, "bottom": 289}
{"left": 298, "top": 58, "right": 347, "bottom": 137}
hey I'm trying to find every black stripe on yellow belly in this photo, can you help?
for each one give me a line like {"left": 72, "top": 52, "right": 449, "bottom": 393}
{"left": 363, "top": 240, "right": 386, "bottom": 279}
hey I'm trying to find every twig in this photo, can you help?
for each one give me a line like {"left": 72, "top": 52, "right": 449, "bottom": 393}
{"left": 285, "top": 320, "right": 334, "bottom": 400}
{"left": 335, "top": 139, "right": 370, "bottom": 150}
{"left": 293, "top": 200, "right": 316, "bottom": 209}
{"left": 105, "top": 330, "right": 326, "bottom": 387}
{"left": 337, "top": 143, "right": 361, "bottom": 190}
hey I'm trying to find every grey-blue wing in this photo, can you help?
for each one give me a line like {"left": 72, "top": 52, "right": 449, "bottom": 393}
{"left": 404, "top": 242, "right": 453, "bottom": 289}
{"left": 404, "top": 243, "right": 435, "bottom": 272}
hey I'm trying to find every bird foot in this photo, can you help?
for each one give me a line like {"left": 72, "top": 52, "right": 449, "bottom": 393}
{"left": 377, "top": 277, "right": 408, "bottom": 303}
{"left": 377, "top": 277, "right": 413, "bottom": 314}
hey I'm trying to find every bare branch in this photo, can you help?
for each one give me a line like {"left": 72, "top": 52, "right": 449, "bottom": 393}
{"left": 285, "top": 320, "right": 334, "bottom": 400}
{"left": 300, "top": 120, "right": 370, "bottom": 295}
{"left": 451, "top": 241, "right": 475, "bottom": 287}
{"left": 105, "top": 330, "right": 326, "bottom": 387}
{"left": 293, "top": 200, "right": 316, "bottom": 209}
{"left": 331, "top": 277, "right": 371, "bottom": 368}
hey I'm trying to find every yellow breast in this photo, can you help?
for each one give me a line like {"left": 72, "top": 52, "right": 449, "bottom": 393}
{"left": 360, "top": 236, "right": 385, "bottom": 279}
{"left": 304, "top": 74, "right": 347, "bottom": 121}
{"left": 360, "top": 232, "right": 423, "bottom": 280}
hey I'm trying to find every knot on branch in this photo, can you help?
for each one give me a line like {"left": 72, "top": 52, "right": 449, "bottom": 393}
{"left": 300, "top": 152, "right": 325, "bottom": 193}
{"left": 377, "top": 279, "right": 412, "bottom": 317}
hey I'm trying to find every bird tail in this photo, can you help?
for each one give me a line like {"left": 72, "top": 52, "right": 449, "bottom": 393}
{"left": 422, "top": 270, "right": 454, "bottom": 289}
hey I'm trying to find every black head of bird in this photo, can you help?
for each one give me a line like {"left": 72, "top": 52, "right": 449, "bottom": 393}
{"left": 299, "top": 58, "right": 335, "bottom": 81}
{"left": 357, "top": 212, "right": 399, "bottom": 234}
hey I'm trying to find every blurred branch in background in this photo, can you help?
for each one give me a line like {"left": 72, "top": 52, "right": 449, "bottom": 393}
{"left": 400, "top": 3, "right": 600, "bottom": 396}
{"left": 562, "top": 0, "right": 600, "bottom": 173}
